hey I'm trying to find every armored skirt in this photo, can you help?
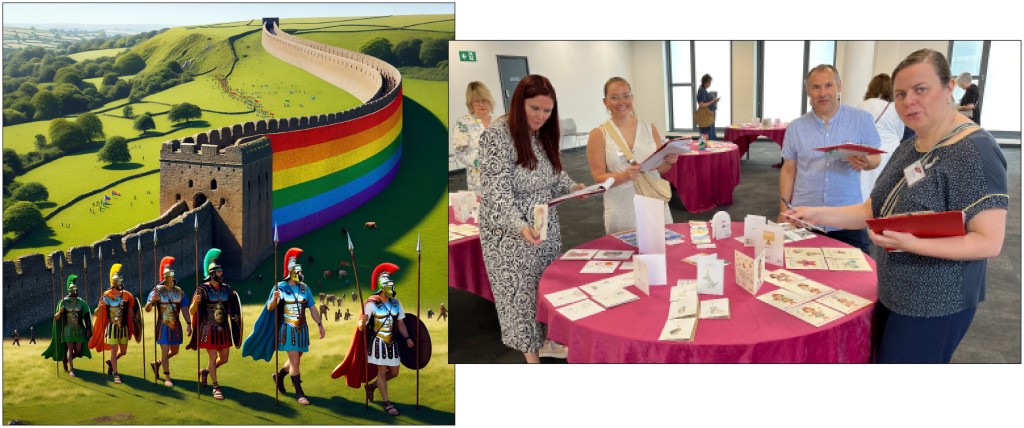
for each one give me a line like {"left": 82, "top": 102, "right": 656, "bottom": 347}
{"left": 148, "top": 287, "right": 191, "bottom": 345}
{"left": 364, "top": 299, "right": 405, "bottom": 366}
{"left": 276, "top": 283, "right": 315, "bottom": 353}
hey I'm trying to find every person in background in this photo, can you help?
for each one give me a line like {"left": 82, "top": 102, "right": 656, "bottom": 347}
{"left": 956, "top": 72, "right": 982, "bottom": 125}
{"left": 786, "top": 49, "right": 1007, "bottom": 363}
{"left": 856, "top": 73, "right": 906, "bottom": 200}
{"left": 696, "top": 74, "right": 721, "bottom": 140}
{"left": 451, "top": 81, "right": 496, "bottom": 193}
{"left": 586, "top": 76, "right": 678, "bottom": 234}
{"left": 478, "top": 74, "right": 586, "bottom": 363}
{"left": 779, "top": 64, "right": 882, "bottom": 253}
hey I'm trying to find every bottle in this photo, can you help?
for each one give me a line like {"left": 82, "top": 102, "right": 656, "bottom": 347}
{"left": 699, "top": 134, "right": 707, "bottom": 151}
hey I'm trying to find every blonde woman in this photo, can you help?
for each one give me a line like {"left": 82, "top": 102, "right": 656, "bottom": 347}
{"left": 452, "top": 81, "right": 495, "bottom": 193}
{"left": 586, "top": 77, "right": 677, "bottom": 234}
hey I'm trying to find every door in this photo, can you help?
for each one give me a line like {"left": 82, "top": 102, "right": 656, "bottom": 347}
{"left": 497, "top": 55, "right": 529, "bottom": 112}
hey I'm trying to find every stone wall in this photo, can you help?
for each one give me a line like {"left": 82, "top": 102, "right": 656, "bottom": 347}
{"left": 2, "top": 202, "right": 214, "bottom": 336}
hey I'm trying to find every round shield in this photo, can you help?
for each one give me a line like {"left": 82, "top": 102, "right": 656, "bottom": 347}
{"left": 399, "top": 314, "right": 432, "bottom": 370}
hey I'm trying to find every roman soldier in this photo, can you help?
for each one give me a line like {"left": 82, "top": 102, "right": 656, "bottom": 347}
{"left": 243, "top": 247, "right": 326, "bottom": 405}
{"left": 332, "top": 262, "right": 414, "bottom": 416}
{"left": 145, "top": 256, "right": 192, "bottom": 387}
{"left": 186, "top": 248, "right": 242, "bottom": 400}
{"left": 88, "top": 263, "right": 143, "bottom": 384}
{"left": 42, "top": 274, "right": 93, "bottom": 377}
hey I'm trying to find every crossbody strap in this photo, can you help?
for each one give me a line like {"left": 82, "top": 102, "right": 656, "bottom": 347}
{"left": 602, "top": 120, "right": 635, "bottom": 162}
{"left": 875, "top": 102, "right": 891, "bottom": 124}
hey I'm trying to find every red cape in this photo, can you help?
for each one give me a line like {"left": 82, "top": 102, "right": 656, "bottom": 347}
{"left": 330, "top": 295, "right": 384, "bottom": 388}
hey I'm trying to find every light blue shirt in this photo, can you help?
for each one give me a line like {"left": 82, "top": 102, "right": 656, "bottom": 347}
{"left": 782, "top": 104, "right": 881, "bottom": 230}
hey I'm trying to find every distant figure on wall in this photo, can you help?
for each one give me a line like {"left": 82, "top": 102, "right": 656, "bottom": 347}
{"left": 12, "top": 330, "right": 19, "bottom": 346}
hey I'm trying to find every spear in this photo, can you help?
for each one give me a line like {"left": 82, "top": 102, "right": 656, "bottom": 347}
{"left": 273, "top": 223, "right": 279, "bottom": 405}
{"left": 152, "top": 229, "right": 158, "bottom": 384}
{"left": 51, "top": 254, "right": 57, "bottom": 377}
{"left": 83, "top": 254, "right": 88, "bottom": 316}
{"left": 138, "top": 238, "right": 146, "bottom": 381}
{"left": 59, "top": 254, "right": 65, "bottom": 302}
{"left": 344, "top": 228, "right": 368, "bottom": 411}
{"left": 416, "top": 233, "right": 421, "bottom": 409}
{"left": 99, "top": 247, "right": 104, "bottom": 374}
{"left": 194, "top": 215, "right": 201, "bottom": 399}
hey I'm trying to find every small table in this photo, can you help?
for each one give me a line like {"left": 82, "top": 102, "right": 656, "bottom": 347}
{"left": 724, "top": 126, "right": 787, "bottom": 159}
{"left": 448, "top": 208, "right": 493, "bottom": 302}
{"left": 535, "top": 223, "right": 878, "bottom": 363}
{"left": 661, "top": 142, "right": 741, "bottom": 213}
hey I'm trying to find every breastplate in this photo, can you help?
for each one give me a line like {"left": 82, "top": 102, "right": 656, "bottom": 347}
{"left": 280, "top": 285, "right": 307, "bottom": 328}
{"left": 205, "top": 288, "right": 230, "bottom": 325}
{"left": 103, "top": 293, "right": 126, "bottom": 327}
{"left": 64, "top": 300, "right": 80, "bottom": 327}
{"left": 156, "top": 288, "right": 183, "bottom": 328}
{"left": 370, "top": 301, "right": 398, "bottom": 343}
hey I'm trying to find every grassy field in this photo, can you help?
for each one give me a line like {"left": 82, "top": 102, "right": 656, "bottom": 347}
{"left": 68, "top": 47, "right": 129, "bottom": 62}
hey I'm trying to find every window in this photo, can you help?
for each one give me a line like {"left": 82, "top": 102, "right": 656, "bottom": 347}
{"left": 984, "top": 41, "right": 1021, "bottom": 132}
{"left": 211, "top": 179, "right": 218, "bottom": 190}
{"left": 188, "top": 179, "right": 193, "bottom": 188}
{"left": 667, "top": 41, "right": 732, "bottom": 131}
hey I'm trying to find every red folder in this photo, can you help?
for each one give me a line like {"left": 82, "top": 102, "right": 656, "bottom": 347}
{"left": 814, "top": 143, "right": 887, "bottom": 155}
{"left": 866, "top": 211, "right": 966, "bottom": 239}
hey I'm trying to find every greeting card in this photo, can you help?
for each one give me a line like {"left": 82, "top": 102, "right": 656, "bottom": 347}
{"left": 712, "top": 211, "right": 732, "bottom": 240}
{"left": 632, "top": 254, "right": 667, "bottom": 295}
{"left": 592, "top": 287, "right": 640, "bottom": 309}
{"left": 817, "top": 290, "right": 872, "bottom": 314}
{"left": 594, "top": 249, "right": 635, "bottom": 260}
{"left": 579, "top": 273, "right": 634, "bottom": 297}
{"left": 778, "top": 277, "right": 835, "bottom": 298}
{"left": 696, "top": 256, "right": 726, "bottom": 295}
{"left": 671, "top": 280, "right": 699, "bottom": 302}
{"left": 533, "top": 203, "right": 548, "bottom": 241}
{"left": 743, "top": 214, "right": 766, "bottom": 246}
{"left": 659, "top": 317, "right": 698, "bottom": 341}
{"left": 756, "top": 289, "right": 810, "bottom": 311}
{"left": 785, "top": 247, "right": 827, "bottom": 270}
{"left": 755, "top": 223, "right": 785, "bottom": 266}
{"left": 635, "top": 195, "right": 667, "bottom": 254}
{"left": 786, "top": 301, "right": 845, "bottom": 327}
{"left": 733, "top": 249, "right": 765, "bottom": 295}
{"left": 579, "top": 260, "right": 620, "bottom": 274}
{"left": 699, "top": 298, "right": 730, "bottom": 319}
{"left": 667, "top": 295, "right": 698, "bottom": 319}
{"left": 557, "top": 299, "right": 606, "bottom": 321}
{"left": 561, "top": 249, "right": 599, "bottom": 260}
{"left": 764, "top": 269, "right": 806, "bottom": 288}
{"left": 544, "top": 287, "right": 589, "bottom": 307}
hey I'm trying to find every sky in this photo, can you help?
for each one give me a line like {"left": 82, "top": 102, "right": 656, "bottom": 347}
{"left": 2, "top": 1, "right": 453, "bottom": 28}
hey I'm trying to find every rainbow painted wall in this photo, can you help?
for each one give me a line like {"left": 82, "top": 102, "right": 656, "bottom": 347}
{"left": 269, "top": 91, "right": 402, "bottom": 242}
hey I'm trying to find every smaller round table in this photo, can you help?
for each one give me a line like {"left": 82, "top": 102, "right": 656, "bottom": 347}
{"left": 661, "top": 141, "right": 741, "bottom": 213}
{"left": 724, "top": 126, "right": 787, "bottom": 159}
{"left": 448, "top": 207, "right": 493, "bottom": 302}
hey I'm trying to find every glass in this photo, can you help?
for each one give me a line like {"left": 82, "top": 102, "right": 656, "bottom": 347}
{"left": 672, "top": 86, "right": 695, "bottom": 129}
{"left": 694, "top": 40, "right": 732, "bottom": 127}
{"left": 950, "top": 41, "right": 984, "bottom": 76}
{"left": 984, "top": 41, "right": 1021, "bottom": 132}
{"left": 763, "top": 41, "right": 804, "bottom": 122}
{"left": 670, "top": 41, "right": 692, "bottom": 84}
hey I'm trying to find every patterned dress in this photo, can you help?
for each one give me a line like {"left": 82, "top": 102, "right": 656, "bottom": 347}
{"left": 452, "top": 113, "right": 489, "bottom": 193}
{"left": 479, "top": 116, "right": 577, "bottom": 354}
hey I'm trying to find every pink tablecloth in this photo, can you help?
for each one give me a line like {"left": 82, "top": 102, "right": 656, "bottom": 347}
{"left": 661, "top": 142, "right": 741, "bottom": 213}
{"left": 536, "top": 223, "right": 878, "bottom": 363}
{"left": 724, "top": 126, "right": 787, "bottom": 158}
{"left": 448, "top": 208, "right": 493, "bottom": 302}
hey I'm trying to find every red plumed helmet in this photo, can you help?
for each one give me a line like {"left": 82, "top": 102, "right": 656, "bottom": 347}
{"left": 371, "top": 262, "right": 399, "bottom": 292}
{"left": 159, "top": 256, "right": 175, "bottom": 284}
{"left": 283, "top": 247, "right": 303, "bottom": 279}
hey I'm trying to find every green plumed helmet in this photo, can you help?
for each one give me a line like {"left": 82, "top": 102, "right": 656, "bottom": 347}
{"left": 66, "top": 274, "right": 78, "bottom": 293}
{"left": 203, "top": 248, "right": 222, "bottom": 281}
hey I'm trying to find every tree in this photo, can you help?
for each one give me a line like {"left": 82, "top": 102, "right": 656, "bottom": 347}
{"left": 420, "top": 39, "right": 448, "bottom": 68}
{"left": 101, "top": 72, "right": 119, "bottom": 87}
{"left": 98, "top": 135, "right": 131, "bottom": 164}
{"left": 11, "top": 182, "right": 49, "bottom": 202}
{"left": 168, "top": 102, "right": 202, "bottom": 124}
{"left": 133, "top": 113, "right": 155, "bottom": 134}
{"left": 75, "top": 112, "right": 105, "bottom": 140}
{"left": 3, "top": 109, "right": 27, "bottom": 126}
{"left": 3, "top": 201, "right": 45, "bottom": 237}
{"left": 30, "top": 90, "right": 60, "bottom": 120}
{"left": 53, "top": 66, "right": 85, "bottom": 88}
{"left": 394, "top": 39, "right": 423, "bottom": 67}
{"left": 49, "top": 119, "right": 89, "bottom": 152}
{"left": 33, "top": 134, "right": 46, "bottom": 150}
{"left": 122, "top": 105, "right": 134, "bottom": 118}
{"left": 113, "top": 52, "right": 146, "bottom": 75}
{"left": 358, "top": 37, "right": 397, "bottom": 65}
{"left": 3, "top": 148, "right": 23, "bottom": 173}
{"left": 2, "top": 165, "right": 15, "bottom": 187}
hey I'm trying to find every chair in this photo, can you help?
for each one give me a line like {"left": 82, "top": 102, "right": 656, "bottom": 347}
{"left": 560, "top": 118, "right": 589, "bottom": 150}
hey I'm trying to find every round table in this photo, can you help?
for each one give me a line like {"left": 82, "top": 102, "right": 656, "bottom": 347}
{"left": 448, "top": 208, "right": 493, "bottom": 302}
{"left": 661, "top": 141, "right": 740, "bottom": 213}
{"left": 724, "top": 126, "right": 787, "bottom": 159}
{"left": 535, "top": 222, "right": 878, "bottom": 363}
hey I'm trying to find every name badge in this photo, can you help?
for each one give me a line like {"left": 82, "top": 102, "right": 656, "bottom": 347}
{"left": 904, "top": 160, "right": 926, "bottom": 186}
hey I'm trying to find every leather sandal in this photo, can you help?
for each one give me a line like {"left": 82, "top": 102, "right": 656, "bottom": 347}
{"left": 383, "top": 400, "right": 400, "bottom": 416}
{"left": 365, "top": 382, "right": 376, "bottom": 401}
{"left": 199, "top": 368, "right": 210, "bottom": 387}
{"left": 113, "top": 372, "right": 122, "bottom": 384}
{"left": 273, "top": 368, "right": 288, "bottom": 395}
{"left": 150, "top": 361, "right": 160, "bottom": 379}
{"left": 106, "top": 360, "right": 113, "bottom": 376}
{"left": 212, "top": 383, "right": 224, "bottom": 400}
{"left": 163, "top": 371, "right": 173, "bottom": 387}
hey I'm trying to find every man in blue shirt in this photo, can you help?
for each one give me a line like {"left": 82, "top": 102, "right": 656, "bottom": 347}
{"left": 779, "top": 64, "right": 881, "bottom": 253}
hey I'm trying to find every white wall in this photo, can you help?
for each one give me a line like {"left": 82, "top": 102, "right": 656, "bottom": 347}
{"left": 630, "top": 41, "right": 669, "bottom": 132}
{"left": 449, "top": 41, "right": 633, "bottom": 157}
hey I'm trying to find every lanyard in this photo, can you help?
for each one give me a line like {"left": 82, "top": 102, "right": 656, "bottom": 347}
{"left": 879, "top": 122, "right": 978, "bottom": 217}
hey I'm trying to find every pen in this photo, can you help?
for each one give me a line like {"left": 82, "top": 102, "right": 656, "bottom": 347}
{"left": 780, "top": 197, "right": 794, "bottom": 211}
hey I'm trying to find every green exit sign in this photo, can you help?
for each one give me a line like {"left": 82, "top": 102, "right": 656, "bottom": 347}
{"left": 459, "top": 51, "right": 477, "bottom": 62}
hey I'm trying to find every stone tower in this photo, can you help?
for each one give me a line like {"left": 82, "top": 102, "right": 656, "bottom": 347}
{"left": 159, "top": 134, "right": 273, "bottom": 280}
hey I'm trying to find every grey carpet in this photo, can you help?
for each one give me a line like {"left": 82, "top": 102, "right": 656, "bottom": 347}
{"left": 449, "top": 140, "right": 1021, "bottom": 363}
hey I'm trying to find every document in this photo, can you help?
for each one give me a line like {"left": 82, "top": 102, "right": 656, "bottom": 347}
{"left": 814, "top": 143, "right": 887, "bottom": 157}
{"left": 547, "top": 177, "right": 615, "bottom": 206}
{"left": 557, "top": 299, "right": 606, "bottom": 321}
{"left": 639, "top": 138, "right": 692, "bottom": 171}
{"left": 544, "top": 287, "right": 589, "bottom": 307}
{"left": 865, "top": 211, "right": 966, "bottom": 251}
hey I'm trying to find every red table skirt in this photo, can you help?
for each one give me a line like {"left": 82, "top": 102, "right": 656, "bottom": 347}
{"left": 536, "top": 223, "right": 878, "bottom": 363}
{"left": 661, "top": 143, "right": 741, "bottom": 213}
{"left": 724, "top": 127, "right": 787, "bottom": 158}
{"left": 448, "top": 234, "right": 494, "bottom": 302}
